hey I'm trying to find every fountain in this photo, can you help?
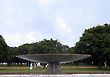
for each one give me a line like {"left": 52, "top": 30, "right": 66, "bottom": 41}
{"left": 16, "top": 54, "right": 90, "bottom": 74}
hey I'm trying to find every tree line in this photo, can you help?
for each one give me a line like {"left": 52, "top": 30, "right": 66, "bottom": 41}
{"left": 0, "top": 37, "right": 74, "bottom": 66}
{"left": 0, "top": 24, "right": 110, "bottom": 68}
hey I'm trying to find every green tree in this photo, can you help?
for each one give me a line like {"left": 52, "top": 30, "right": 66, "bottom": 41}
{"left": 74, "top": 24, "right": 110, "bottom": 68}
{"left": 6, "top": 47, "right": 16, "bottom": 65}
{"left": 0, "top": 35, "right": 8, "bottom": 62}
{"left": 61, "top": 45, "right": 74, "bottom": 54}
{"left": 16, "top": 43, "right": 31, "bottom": 55}
{"left": 31, "top": 38, "right": 64, "bottom": 54}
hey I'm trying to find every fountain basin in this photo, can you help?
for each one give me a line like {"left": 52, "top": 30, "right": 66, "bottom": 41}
{"left": 16, "top": 54, "right": 91, "bottom": 74}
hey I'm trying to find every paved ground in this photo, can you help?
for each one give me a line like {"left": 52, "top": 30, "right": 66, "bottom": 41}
{"left": 0, "top": 74, "right": 110, "bottom": 77}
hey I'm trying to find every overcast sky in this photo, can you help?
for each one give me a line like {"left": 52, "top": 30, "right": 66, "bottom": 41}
{"left": 0, "top": 0, "right": 110, "bottom": 47}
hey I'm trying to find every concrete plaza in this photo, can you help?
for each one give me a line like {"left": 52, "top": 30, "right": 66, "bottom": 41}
{"left": 0, "top": 74, "right": 110, "bottom": 77}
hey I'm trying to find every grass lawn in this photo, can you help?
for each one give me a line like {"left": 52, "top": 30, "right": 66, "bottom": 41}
{"left": 0, "top": 66, "right": 46, "bottom": 74}
{"left": 0, "top": 65, "right": 110, "bottom": 74}
{"left": 62, "top": 67, "right": 110, "bottom": 74}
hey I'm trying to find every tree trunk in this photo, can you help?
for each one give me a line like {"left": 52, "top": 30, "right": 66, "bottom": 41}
{"left": 99, "top": 56, "right": 102, "bottom": 69}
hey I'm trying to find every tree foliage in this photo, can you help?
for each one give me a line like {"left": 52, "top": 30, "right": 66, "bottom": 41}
{"left": 74, "top": 24, "right": 110, "bottom": 68}
{"left": 31, "top": 39, "right": 63, "bottom": 54}
{"left": 16, "top": 38, "right": 73, "bottom": 54}
{"left": 0, "top": 35, "right": 8, "bottom": 62}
